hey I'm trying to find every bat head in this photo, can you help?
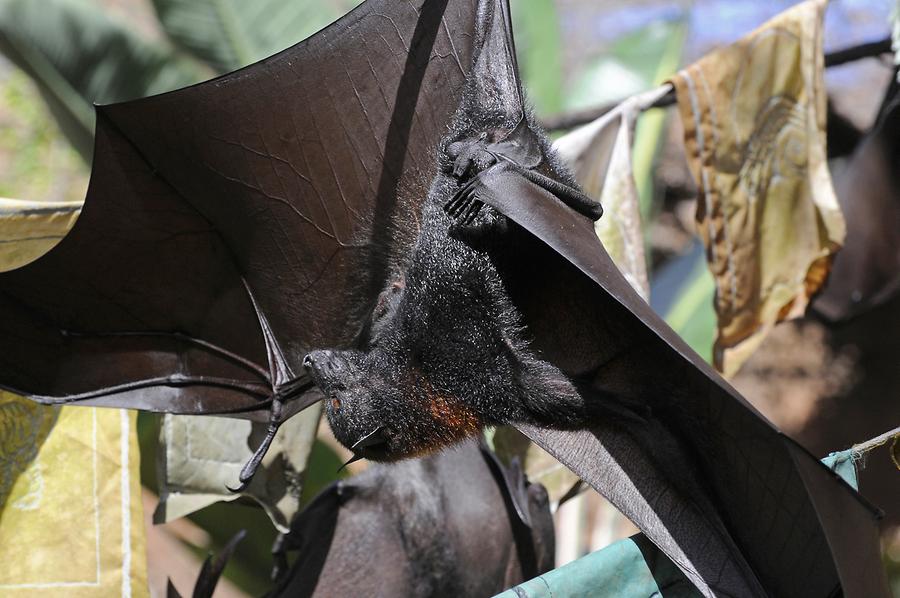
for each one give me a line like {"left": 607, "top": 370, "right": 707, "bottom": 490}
{"left": 303, "top": 230, "right": 542, "bottom": 461}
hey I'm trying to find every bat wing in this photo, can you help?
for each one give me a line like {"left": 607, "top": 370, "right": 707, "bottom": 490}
{"left": 477, "top": 170, "right": 888, "bottom": 597}
{"left": 441, "top": 8, "right": 888, "bottom": 592}
{"left": 0, "top": 0, "right": 480, "bottom": 417}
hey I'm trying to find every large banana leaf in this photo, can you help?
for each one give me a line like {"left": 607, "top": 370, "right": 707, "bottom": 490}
{"left": 0, "top": 0, "right": 207, "bottom": 161}
{"left": 651, "top": 241, "right": 716, "bottom": 363}
{"left": 511, "top": 0, "right": 564, "bottom": 117}
{"left": 151, "top": 0, "right": 362, "bottom": 71}
{"left": 565, "top": 20, "right": 683, "bottom": 111}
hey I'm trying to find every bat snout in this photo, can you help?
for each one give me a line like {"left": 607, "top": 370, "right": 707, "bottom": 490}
{"left": 303, "top": 349, "right": 353, "bottom": 391}
{"left": 302, "top": 350, "right": 327, "bottom": 372}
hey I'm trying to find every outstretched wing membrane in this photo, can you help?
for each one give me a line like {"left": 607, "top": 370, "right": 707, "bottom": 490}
{"left": 0, "top": 0, "right": 479, "bottom": 415}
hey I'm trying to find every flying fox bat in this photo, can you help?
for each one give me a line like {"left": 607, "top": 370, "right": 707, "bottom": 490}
{"left": 0, "top": 0, "right": 888, "bottom": 596}
{"left": 268, "top": 442, "right": 554, "bottom": 597}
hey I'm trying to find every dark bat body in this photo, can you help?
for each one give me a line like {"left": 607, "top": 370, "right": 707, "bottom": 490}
{"left": 304, "top": 1, "right": 625, "bottom": 461}
{"left": 812, "top": 78, "right": 900, "bottom": 322}
{"left": 305, "top": 99, "right": 635, "bottom": 457}
{"left": 303, "top": 6, "right": 764, "bottom": 595}
{"left": 268, "top": 442, "right": 554, "bottom": 598}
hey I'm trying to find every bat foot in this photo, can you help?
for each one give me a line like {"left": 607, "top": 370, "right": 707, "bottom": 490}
{"left": 447, "top": 204, "right": 509, "bottom": 250}
{"left": 447, "top": 133, "right": 496, "bottom": 179}
{"left": 444, "top": 173, "right": 510, "bottom": 250}
{"left": 444, "top": 178, "right": 485, "bottom": 224}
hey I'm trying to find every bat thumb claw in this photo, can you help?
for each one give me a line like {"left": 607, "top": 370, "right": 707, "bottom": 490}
{"left": 225, "top": 481, "right": 249, "bottom": 493}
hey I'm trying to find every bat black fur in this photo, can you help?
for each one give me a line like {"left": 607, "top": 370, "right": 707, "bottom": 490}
{"left": 267, "top": 443, "right": 554, "bottom": 597}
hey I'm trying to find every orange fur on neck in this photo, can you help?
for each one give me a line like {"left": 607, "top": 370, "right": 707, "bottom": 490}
{"left": 407, "top": 368, "right": 482, "bottom": 452}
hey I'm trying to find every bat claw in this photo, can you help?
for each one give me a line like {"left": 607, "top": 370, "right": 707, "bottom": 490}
{"left": 226, "top": 464, "right": 257, "bottom": 493}
{"left": 225, "top": 481, "right": 249, "bottom": 494}
{"left": 444, "top": 177, "right": 481, "bottom": 219}
{"left": 461, "top": 198, "right": 483, "bottom": 225}
{"left": 445, "top": 193, "right": 469, "bottom": 218}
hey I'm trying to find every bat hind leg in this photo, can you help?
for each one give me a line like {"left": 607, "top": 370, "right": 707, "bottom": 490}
{"left": 444, "top": 166, "right": 514, "bottom": 249}
{"left": 514, "top": 166, "right": 603, "bottom": 221}
{"left": 447, "top": 200, "right": 511, "bottom": 250}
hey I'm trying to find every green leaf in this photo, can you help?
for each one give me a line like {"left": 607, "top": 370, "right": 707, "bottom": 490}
{"left": 512, "top": 0, "right": 564, "bottom": 117}
{"left": 152, "top": 0, "right": 362, "bottom": 71}
{"left": 662, "top": 249, "right": 716, "bottom": 363}
{"left": 0, "top": 70, "right": 88, "bottom": 204}
{"left": 0, "top": 0, "right": 208, "bottom": 161}
{"left": 565, "top": 18, "right": 685, "bottom": 224}
{"left": 632, "top": 19, "right": 685, "bottom": 223}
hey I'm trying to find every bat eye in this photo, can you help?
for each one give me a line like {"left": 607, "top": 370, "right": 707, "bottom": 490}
{"left": 331, "top": 397, "right": 342, "bottom": 410}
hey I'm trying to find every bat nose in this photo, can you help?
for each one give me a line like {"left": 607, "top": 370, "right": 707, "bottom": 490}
{"left": 303, "top": 349, "right": 343, "bottom": 384}
{"left": 303, "top": 350, "right": 330, "bottom": 372}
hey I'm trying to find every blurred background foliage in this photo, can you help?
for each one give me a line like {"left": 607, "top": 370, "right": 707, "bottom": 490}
{"left": 0, "top": 0, "right": 897, "bottom": 595}
{"left": 0, "top": 69, "right": 86, "bottom": 202}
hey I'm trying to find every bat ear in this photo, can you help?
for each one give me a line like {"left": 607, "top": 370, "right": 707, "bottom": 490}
{"left": 471, "top": 0, "right": 525, "bottom": 122}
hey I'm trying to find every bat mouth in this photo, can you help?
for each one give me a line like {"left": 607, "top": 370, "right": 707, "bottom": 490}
{"left": 339, "top": 426, "right": 392, "bottom": 469}
{"left": 353, "top": 426, "right": 391, "bottom": 453}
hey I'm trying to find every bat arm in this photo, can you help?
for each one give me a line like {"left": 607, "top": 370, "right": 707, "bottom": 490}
{"left": 273, "top": 375, "right": 316, "bottom": 401}
{"left": 500, "top": 159, "right": 603, "bottom": 220}
{"left": 28, "top": 374, "right": 271, "bottom": 405}
{"left": 445, "top": 158, "right": 603, "bottom": 231}
{"left": 226, "top": 374, "right": 320, "bottom": 493}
